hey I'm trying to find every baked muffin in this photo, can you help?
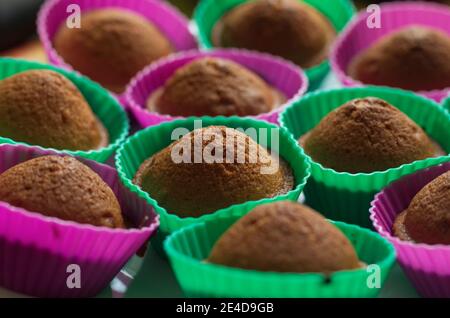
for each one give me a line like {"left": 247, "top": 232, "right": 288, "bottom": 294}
{"left": 134, "top": 126, "right": 294, "bottom": 218}
{"left": 348, "top": 26, "right": 450, "bottom": 91}
{"left": 0, "top": 69, "right": 107, "bottom": 151}
{"left": 0, "top": 156, "right": 124, "bottom": 228}
{"left": 54, "top": 9, "right": 174, "bottom": 94}
{"left": 300, "top": 97, "right": 444, "bottom": 173}
{"left": 149, "top": 57, "right": 284, "bottom": 117}
{"left": 208, "top": 201, "right": 362, "bottom": 273}
{"left": 394, "top": 171, "right": 450, "bottom": 245}
{"left": 212, "top": 0, "right": 336, "bottom": 68}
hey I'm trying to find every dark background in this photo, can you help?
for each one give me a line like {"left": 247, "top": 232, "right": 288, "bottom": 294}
{"left": 0, "top": 1, "right": 449, "bottom": 58}
{"left": 0, "top": 0, "right": 45, "bottom": 51}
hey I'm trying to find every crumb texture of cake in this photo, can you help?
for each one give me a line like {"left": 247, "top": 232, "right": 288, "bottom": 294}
{"left": 0, "top": 156, "right": 124, "bottom": 228}
{"left": 394, "top": 171, "right": 450, "bottom": 245}
{"left": 348, "top": 26, "right": 450, "bottom": 91}
{"left": 134, "top": 126, "right": 294, "bottom": 218}
{"left": 301, "top": 97, "right": 442, "bottom": 173}
{"left": 208, "top": 201, "right": 362, "bottom": 273}
{"left": 54, "top": 9, "right": 174, "bottom": 93}
{"left": 0, "top": 70, "right": 107, "bottom": 151}
{"left": 153, "top": 58, "right": 278, "bottom": 117}
{"left": 213, "top": 0, "right": 335, "bottom": 68}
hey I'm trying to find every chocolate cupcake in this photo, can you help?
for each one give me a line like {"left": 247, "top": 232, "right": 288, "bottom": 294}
{"left": 134, "top": 126, "right": 294, "bottom": 218}
{"left": 348, "top": 26, "right": 450, "bottom": 92}
{"left": 0, "top": 155, "right": 124, "bottom": 228}
{"left": 148, "top": 57, "right": 285, "bottom": 117}
{"left": 393, "top": 171, "right": 450, "bottom": 245}
{"left": 300, "top": 97, "right": 444, "bottom": 173}
{"left": 212, "top": 0, "right": 336, "bottom": 68}
{"left": 54, "top": 9, "right": 174, "bottom": 94}
{"left": 208, "top": 201, "right": 362, "bottom": 273}
{"left": 0, "top": 69, "right": 107, "bottom": 151}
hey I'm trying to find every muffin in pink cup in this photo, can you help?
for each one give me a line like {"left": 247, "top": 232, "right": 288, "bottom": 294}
{"left": 125, "top": 49, "right": 308, "bottom": 127}
{"left": 0, "top": 144, "right": 159, "bottom": 298}
{"left": 370, "top": 161, "right": 450, "bottom": 298}
{"left": 331, "top": 2, "right": 450, "bottom": 102}
{"left": 37, "top": 0, "right": 197, "bottom": 106}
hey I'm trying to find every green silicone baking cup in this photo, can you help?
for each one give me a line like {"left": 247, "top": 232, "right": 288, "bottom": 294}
{"left": 280, "top": 86, "right": 450, "bottom": 228}
{"left": 0, "top": 58, "right": 129, "bottom": 163}
{"left": 444, "top": 95, "right": 450, "bottom": 112}
{"left": 164, "top": 204, "right": 396, "bottom": 298}
{"left": 116, "top": 116, "right": 311, "bottom": 240}
{"left": 193, "top": 0, "right": 355, "bottom": 91}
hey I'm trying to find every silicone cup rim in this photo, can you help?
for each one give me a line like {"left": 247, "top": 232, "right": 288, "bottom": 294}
{"left": 443, "top": 95, "right": 450, "bottom": 112}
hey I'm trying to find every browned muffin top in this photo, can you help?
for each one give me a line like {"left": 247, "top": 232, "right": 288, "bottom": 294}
{"left": 348, "top": 26, "right": 450, "bottom": 91}
{"left": 300, "top": 97, "right": 443, "bottom": 173}
{"left": 394, "top": 171, "right": 450, "bottom": 245}
{"left": 208, "top": 201, "right": 362, "bottom": 273}
{"left": 213, "top": 0, "right": 336, "bottom": 68}
{"left": 54, "top": 9, "right": 174, "bottom": 94}
{"left": 151, "top": 57, "right": 282, "bottom": 117}
{"left": 0, "top": 69, "right": 107, "bottom": 151}
{"left": 0, "top": 156, "right": 124, "bottom": 228}
{"left": 134, "top": 126, "right": 294, "bottom": 218}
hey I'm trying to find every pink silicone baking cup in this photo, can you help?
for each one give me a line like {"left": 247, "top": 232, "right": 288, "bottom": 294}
{"left": 370, "top": 162, "right": 450, "bottom": 298}
{"left": 125, "top": 49, "right": 308, "bottom": 127}
{"left": 331, "top": 1, "right": 450, "bottom": 102}
{"left": 0, "top": 144, "right": 159, "bottom": 298}
{"left": 37, "top": 0, "right": 197, "bottom": 107}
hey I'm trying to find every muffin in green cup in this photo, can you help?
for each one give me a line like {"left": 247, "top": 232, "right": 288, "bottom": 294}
{"left": 194, "top": 0, "right": 355, "bottom": 91}
{"left": 0, "top": 58, "right": 129, "bottom": 163}
{"left": 116, "top": 116, "right": 310, "bottom": 254}
{"left": 164, "top": 201, "right": 396, "bottom": 298}
{"left": 280, "top": 86, "right": 450, "bottom": 228}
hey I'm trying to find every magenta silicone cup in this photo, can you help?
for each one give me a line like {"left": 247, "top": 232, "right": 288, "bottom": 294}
{"left": 37, "top": 0, "right": 197, "bottom": 107}
{"left": 0, "top": 144, "right": 159, "bottom": 298}
{"left": 370, "top": 162, "right": 450, "bottom": 298}
{"left": 331, "top": 1, "right": 450, "bottom": 102}
{"left": 125, "top": 49, "right": 308, "bottom": 127}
